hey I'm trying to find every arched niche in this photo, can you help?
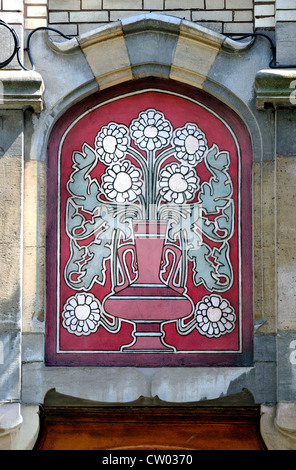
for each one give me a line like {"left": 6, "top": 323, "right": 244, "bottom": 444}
{"left": 45, "top": 77, "right": 253, "bottom": 368}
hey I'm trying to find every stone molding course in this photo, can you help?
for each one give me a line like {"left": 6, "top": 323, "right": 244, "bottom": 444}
{"left": 255, "top": 68, "right": 296, "bottom": 109}
{"left": 0, "top": 70, "right": 44, "bottom": 112}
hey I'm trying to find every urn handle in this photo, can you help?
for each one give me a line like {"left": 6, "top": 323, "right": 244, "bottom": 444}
{"left": 161, "top": 244, "right": 184, "bottom": 294}
{"left": 114, "top": 243, "right": 137, "bottom": 292}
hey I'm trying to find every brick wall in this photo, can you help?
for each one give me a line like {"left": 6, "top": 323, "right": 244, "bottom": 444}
{"left": 255, "top": 0, "right": 275, "bottom": 29}
{"left": 25, "top": 0, "right": 47, "bottom": 30}
{"left": 0, "top": 1, "right": 283, "bottom": 35}
{"left": 276, "top": 0, "right": 296, "bottom": 22}
{"left": 0, "top": 0, "right": 23, "bottom": 26}
{"left": 0, "top": 0, "right": 24, "bottom": 67}
{"left": 46, "top": 0, "right": 257, "bottom": 36}
{"left": 1, "top": 1, "right": 293, "bottom": 36}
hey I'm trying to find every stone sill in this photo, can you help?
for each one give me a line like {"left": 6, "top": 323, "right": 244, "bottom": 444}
{"left": 0, "top": 70, "right": 44, "bottom": 113}
{"left": 255, "top": 69, "right": 296, "bottom": 109}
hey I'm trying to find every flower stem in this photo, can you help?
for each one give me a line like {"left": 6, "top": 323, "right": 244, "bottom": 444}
{"left": 148, "top": 150, "right": 154, "bottom": 219}
{"left": 153, "top": 147, "right": 175, "bottom": 217}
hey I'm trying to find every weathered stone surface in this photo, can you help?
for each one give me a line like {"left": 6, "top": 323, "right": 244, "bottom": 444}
{"left": 252, "top": 161, "right": 277, "bottom": 333}
{"left": 276, "top": 22, "right": 296, "bottom": 67}
{"left": 123, "top": 17, "right": 179, "bottom": 78}
{"left": 151, "top": 362, "right": 277, "bottom": 404}
{"left": 254, "top": 334, "right": 276, "bottom": 363}
{"left": 212, "top": 41, "right": 270, "bottom": 108}
{"left": 22, "top": 160, "right": 46, "bottom": 331}
{"left": 0, "top": 403, "right": 22, "bottom": 432}
{"left": 0, "top": 111, "right": 23, "bottom": 158}
{"left": 261, "top": 404, "right": 296, "bottom": 450}
{"left": 9, "top": 405, "right": 40, "bottom": 450}
{"left": 22, "top": 246, "right": 45, "bottom": 330}
{"left": 276, "top": 156, "right": 296, "bottom": 331}
{"left": 277, "top": 109, "right": 296, "bottom": 156}
{"left": 0, "top": 243, "right": 21, "bottom": 328}
{"left": 79, "top": 21, "right": 132, "bottom": 89}
{"left": 0, "top": 331, "right": 20, "bottom": 401}
{"left": 277, "top": 246, "right": 296, "bottom": 331}
{"left": 0, "top": 155, "right": 22, "bottom": 245}
{"left": 262, "top": 247, "right": 277, "bottom": 331}
{"left": 26, "top": 33, "right": 92, "bottom": 111}
{"left": 277, "top": 156, "right": 296, "bottom": 246}
{"left": 0, "top": 71, "right": 44, "bottom": 112}
{"left": 170, "top": 19, "right": 223, "bottom": 87}
{"left": 261, "top": 161, "right": 276, "bottom": 252}
{"left": 253, "top": 162, "right": 262, "bottom": 250}
{"left": 255, "top": 68, "right": 296, "bottom": 109}
{"left": 21, "top": 363, "right": 151, "bottom": 404}
{"left": 0, "top": 154, "right": 22, "bottom": 327}
{"left": 22, "top": 333, "right": 44, "bottom": 363}
{"left": 277, "top": 332, "right": 296, "bottom": 402}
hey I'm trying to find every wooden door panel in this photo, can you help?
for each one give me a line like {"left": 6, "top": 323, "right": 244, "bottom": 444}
{"left": 35, "top": 405, "right": 266, "bottom": 450}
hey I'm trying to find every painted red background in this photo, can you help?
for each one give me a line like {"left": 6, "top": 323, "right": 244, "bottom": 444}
{"left": 46, "top": 79, "right": 253, "bottom": 366}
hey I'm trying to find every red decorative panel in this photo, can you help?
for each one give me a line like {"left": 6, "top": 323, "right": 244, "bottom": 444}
{"left": 46, "top": 79, "right": 253, "bottom": 366}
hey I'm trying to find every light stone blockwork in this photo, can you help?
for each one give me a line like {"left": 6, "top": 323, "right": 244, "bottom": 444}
{"left": 45, "top": 0, "right": 259, "bottom": 35}
{"left": 277, "top": 157, "right": 296, "bottom": 332}
{"left": 79, "top": 22, "right": 133, "bottom": 89}
{"left": 22, "top": 160, "right": 46, "bottom": 330}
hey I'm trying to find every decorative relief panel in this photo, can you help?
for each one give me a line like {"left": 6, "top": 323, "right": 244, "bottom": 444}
{"left": 46, "top": 80, "right": 253, "bottom": 366}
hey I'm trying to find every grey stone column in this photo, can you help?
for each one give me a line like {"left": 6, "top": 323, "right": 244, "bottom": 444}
{"left": 255, "top": 69, "right": 296, "bottom": 448}
{"left": 0, "top": 71, "right": 43, "bottom": 445}
{"left": 0, "top": 108, "right": 23, "bottom": 403}
{"left": 275, "top": 20, "right": 296, "bottom": 67}
{"left": 276, "top": 107, "right": 296, "bottom": 403}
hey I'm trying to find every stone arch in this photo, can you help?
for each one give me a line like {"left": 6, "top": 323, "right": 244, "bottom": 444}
{"left": 30, "top": 14, "right": 265, "bottom": 164}
{"left": 45, "top": 62, "right": 254, "bottom": 366}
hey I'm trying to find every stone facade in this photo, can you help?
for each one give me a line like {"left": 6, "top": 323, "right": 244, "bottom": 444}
{"left": 1, "top": 0, "right": 296, "bottom": 450}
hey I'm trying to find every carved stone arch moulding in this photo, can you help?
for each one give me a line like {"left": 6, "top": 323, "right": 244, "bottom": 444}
{"left": 46, "top": 78, "right": 253, "bottom": 367}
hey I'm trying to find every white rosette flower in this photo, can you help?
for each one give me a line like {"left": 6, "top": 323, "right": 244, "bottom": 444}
{"left": 95, "top": 122, "right": 130, "bottom": 164}
{"left": 159, "top": 163, "right": 199, "bottom": 204}
{"left": 62, "top": 293, "right": 101, "bottom": 336}
{"left": 173, "top": 123, "right": 208, "bottom": 165}
{"left": 195, "top": 294, "right": 236, "bottom": 338}
{"left": 130, "top": 109, "right": 172, "bottom": 151}
{"left": 102, "top": 160, "right": 142, "bottom": 204}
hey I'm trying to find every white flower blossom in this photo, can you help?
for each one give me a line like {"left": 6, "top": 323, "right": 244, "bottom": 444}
{"left": 173, "top": 123, "right": 208, "bottom": 165}
{"left": 130, "top": 109, "right": 172, "bottom": 151}
{"left": 95, "top": 122, "right": 130, "bottom": 164}
{"left": 102, "top": 161, "right": 142, "bottom": 203}
{"left": 195, "top": 294, "right": 236, "bottom": 338}
{"left": 62, "top": 293, "right": 101, "bottom": 336}
{"left": 159, "top": 163, "right": 199, "bottom": 204}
